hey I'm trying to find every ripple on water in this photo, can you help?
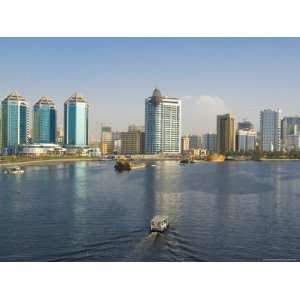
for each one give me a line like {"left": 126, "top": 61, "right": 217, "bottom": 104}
{"left": 187, "top": 173, "right": 274, "bottom": 195}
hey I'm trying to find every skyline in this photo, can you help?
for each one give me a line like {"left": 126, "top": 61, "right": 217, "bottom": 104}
{"left": 1, "top": 38, "right": 300, "bottom": 139}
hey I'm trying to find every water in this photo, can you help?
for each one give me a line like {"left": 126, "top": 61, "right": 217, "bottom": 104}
{"left": 1, "top": 160, "right": 300, "bottom": 261}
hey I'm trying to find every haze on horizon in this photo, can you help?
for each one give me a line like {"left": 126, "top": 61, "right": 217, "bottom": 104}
{"left": 0, "top": 38, "right": 300, "bottom": 140}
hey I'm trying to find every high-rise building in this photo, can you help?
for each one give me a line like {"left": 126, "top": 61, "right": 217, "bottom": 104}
{"left": 120, "top": 132, "right": 142, "bottom": 155}
{"left": 0, "top": 106, "right": 2, "bottom": 151}
{"left": 112, "top": 131, "right": 121, "bottom": 154}
{"left": 202, "top": 133, "right": 217, "bottom": 153}
{"left": 101, "top": 125, "right": 113, "bottom": 155}
{"left": 260, "top": 109, "right": 281, "bottom": 152}
{"left": 236, "top": 129, "right": 257, "bottom": 152}
{"left": 144, "top": 88, "right": 181, "bottom": 154}
{"left": 33, "top": 96, "right": 57, "bottom": 144}
{"left": 181, "top": 136, "right": 190, "bottom": 154}
{"left": 238, "top": 120, "right": 254, "bottom": 131}
{"left": 1, "top": 91, "right": 29, "bottom": 154}
{"left": 217, "top": 113, "right": 236, "bottom": 153}
{"left": 120, "top": 125, "right": 144, "bottom": 155}
{"left": 189, "top": 134, "right": 202, "bottom": 149}
{"left": 281, "top": 116, "right": 300, "bottom": 151}
{"left": 128, "top": 124, "right": 144, "bottom": 132}
{"left": 64, "top": 92, "right": 89, "bottom": 146}
{"left": 56, "top": 126, "right": 64, "bottom": 145}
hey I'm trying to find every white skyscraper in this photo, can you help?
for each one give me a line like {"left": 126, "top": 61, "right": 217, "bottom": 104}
{"left": 144, "top": 88, "right": 181, "bottom": 154}
{"left": 260, "top": 109, "right": 281, "bottom": 152}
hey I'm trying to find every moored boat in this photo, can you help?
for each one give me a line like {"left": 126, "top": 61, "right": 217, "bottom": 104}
{"left": 180, "top": 159, "right": 190, "bottom": 164}
{"left": 4, "top": 166, "right": 25, "bottom": 175}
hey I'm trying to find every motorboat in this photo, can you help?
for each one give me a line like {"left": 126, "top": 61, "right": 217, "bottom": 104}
{"left": 150, "top": 215, "right": 169, "bottom": 232}
{"left": 4, "top": 166, "right": 25, "bottom": 175}
{"left": 180, "top": 159, "right": 190, "bottom": 164}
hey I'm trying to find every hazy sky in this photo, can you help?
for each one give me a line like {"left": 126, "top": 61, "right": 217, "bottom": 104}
{"left": 1, "top": 38, "right": 300, "bottom": 140}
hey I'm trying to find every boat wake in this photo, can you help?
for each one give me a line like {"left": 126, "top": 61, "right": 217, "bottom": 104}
{"left": 127, "top": 232, "right": 161, "bottom": 260}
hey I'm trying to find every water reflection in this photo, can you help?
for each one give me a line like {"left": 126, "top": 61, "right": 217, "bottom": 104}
{"left": 1, "top": 161, "right": 300, "bottom": 261}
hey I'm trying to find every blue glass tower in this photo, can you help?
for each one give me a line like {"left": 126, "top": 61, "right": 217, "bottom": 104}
{"left": 1, "top": 91, "right": 29, "bottom": 154}
{"left": 64, "top": 92, "right": 89, "bottom": 146}
{"left": 33, "top": 96, "right": 57, "bottom": 144}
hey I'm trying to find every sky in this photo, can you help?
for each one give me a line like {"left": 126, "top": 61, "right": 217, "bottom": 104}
{"left": 1, "top": 38, "right": 300, "bottom": 140}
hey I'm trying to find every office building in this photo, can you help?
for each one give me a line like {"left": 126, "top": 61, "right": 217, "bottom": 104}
{"left": 64, "top": 92, "right": 89, "bottom": 146}
{"left": 111, "top": 131, "right": 121, "bottom": 154}
{"left": 144, "top": 88, "right": 181, "bottom": 154}
{"left": 238, "top": 121, "right": 254, "bottom": 131}
{"left": 121, "top": 131, "right": 144, "bottom": 155}
{"left": 281, "top": 116, "right": 300, "bottom": 151}
{"left": 1, "top": 91, "right": 29, "bottom": 154}
{"left": 181, "top": 136, "right": 190, "bottom": 154}
{"left": 202, "top": 133, "right": 217, "bottom": 153}
{"left": 236, "top": 129, "right": 257, "bottom": 152}
{"left": 128, "top": 124, "right": 144, "bottom": 132}
{"left": 217, "top": 113, "right": 236, "bottom": 153}
{"left": 101, "top": 125, "right": 113, "bottom": 155}
{"left": 17, "top": 143, "right": 65, "bottom": 157}
{"left": 33, "top": 96, "right": 57, "bottom": 144}
{"left": 56, "top": 126, "right": 64, "bottom": 144}
{"left": 260, "top": 109, "right": 281, "bottom": 152}
{"left": 0, "top": 107, "right": 2, "bottom": 151}
{"left": 189, "top": 134, "right": 202, "bottom": 149}
{"left": 286, "top": 135, "right": 300, "bottom": 151}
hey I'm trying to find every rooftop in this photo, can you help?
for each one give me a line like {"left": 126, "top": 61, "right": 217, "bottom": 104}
{"left": 35, "top": 96, "right": 56, "bottom": 107}
{"left": 3, "top": 90, "right": 27, "bottom": 102}
{"left": 65, "top": 92, "right": 87, "bottom": 104}
{"left": 151, "top": 215, "right": 168, "bottom": 223}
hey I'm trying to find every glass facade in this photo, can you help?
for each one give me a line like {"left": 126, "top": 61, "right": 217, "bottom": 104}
{"left": 236, "top": 130, "right": 256, "bottom": 152}
{"left": 1, "top": 91, "right": 29, "bottom": 153}
{"left": 33, "top": 97, "right": 57, "bottom": 144}
{"left": 260, "top": 109, "right": 281, "bottom": 152}
{"left": 189, "top": 135, "right": 202, "bottom": 149}
{"left": 281, "top": 116, "right": 300, "bottom": 150}
{"left": 64, "top": 93, "right": 89, "bottom": 146}
{"left": 145, "top": 89, "right": 181, "bottom": 154}
{"left": 202, "top": 133, "right": 217, "bottom": 153}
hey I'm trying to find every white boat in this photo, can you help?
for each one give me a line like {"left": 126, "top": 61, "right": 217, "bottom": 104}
{"left": 4, "top": 166, "right": 25, "bottom": 175}
{"left": 150, "top": 215, "right": 169, "bottom": 232}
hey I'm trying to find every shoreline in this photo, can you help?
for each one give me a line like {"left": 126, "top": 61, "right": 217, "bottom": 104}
{"left": 0, "top": 157, "right": 182, "bottom": 168}
{"left": 0, "top": 158, "right": 101, "bottom": 168}
{"left": 1, "top": 157, "right": 300, "bottom": 168}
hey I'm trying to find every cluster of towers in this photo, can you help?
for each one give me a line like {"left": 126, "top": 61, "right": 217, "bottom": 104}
{"left": 0, "top": 91, "right": 89, "bottom": 154}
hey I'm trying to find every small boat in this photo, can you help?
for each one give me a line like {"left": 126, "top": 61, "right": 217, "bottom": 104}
{"left": 225, "top": 156, "right": 235, "bottom": 161}
{"left": 191, "top": 159, "right": 203, "bottom": 163}
{"left": 180, "top": 159, "right": 190, "bottom": 164}
{"left": 150, "top": 215, "right": 169, "bottom": 232}
{"left": 4, "top": 166, "right": 25, "bottom": 175}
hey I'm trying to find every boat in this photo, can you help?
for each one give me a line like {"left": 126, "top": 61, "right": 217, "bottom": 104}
{"left": 150, "top": 215, "right": 169, "bottom": 232}
{"left": 180, "top": 159, "right": 190, "bottom": 164}
{"left": 190, "top": 159, "right": 203, "bottom": 163}
{"left": 114, "top": 160, "right": 146, "bottom": 171}
{"left": 225, "top": 156, "right": 235, "bottom": 161}
{"left": 206, "top": 154, "right": 225, "bottom": 162}
{"left": 4, "top": 166, "right": 25, "bottom": 175}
